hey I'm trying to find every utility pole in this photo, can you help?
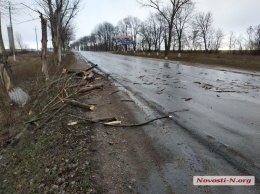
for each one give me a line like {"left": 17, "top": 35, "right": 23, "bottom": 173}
{"left": 125, "top": 25, "right": 127, "bottom": 52}
{"left": 34, "top": 26, "right": 39, "bottom": 55}
{"left": 9, "top": 1, "right": 16, "bottom": 61}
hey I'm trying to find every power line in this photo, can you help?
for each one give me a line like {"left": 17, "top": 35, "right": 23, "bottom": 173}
{"left": 15, "top": 18, "right": 40, "bottom": 25}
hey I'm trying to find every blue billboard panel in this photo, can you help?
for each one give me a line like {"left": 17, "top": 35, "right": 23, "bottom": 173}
{"left": 116, "top": 35, "right": 133, "bottom": 45}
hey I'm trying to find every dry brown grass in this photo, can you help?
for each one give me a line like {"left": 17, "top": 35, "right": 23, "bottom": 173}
{"left": 0, "top": 52, "right": 96, "bottom": 193}
{"left": 117, "top": 51, "right": 260, "bottom": 72}
{"left": 0, "top": 51, "right": 75, "bottom": 130}
{"left": 10, "top": 52, "right": 51, "bottom": 82}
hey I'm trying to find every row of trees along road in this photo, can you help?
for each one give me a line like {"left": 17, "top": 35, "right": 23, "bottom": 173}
{"left": 72, "top": 0, "right": 260, "bottom": 58}
{"left": 0, "top": 0, "right": 82, "bottom": 105}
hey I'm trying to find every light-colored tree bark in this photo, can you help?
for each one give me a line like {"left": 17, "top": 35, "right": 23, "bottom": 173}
{"left": 40, "top": 13, "right": 49, "bottom": 80}
{"left": 0, "top": 12, "right": 28, "bottom": 106}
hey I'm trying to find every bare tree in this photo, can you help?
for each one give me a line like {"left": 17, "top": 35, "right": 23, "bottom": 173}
{"left": 115, "top": 20, "right": 128, "bottom": 51}
{"left": 184, "top": 28, "right": 201, "bottom": 51}
{"left": 174, "top": 2, "right": 194, "bottom": 51}
{"left": 123, "top": 16, "right": 141, "bottom": 51}
{"left": 193, "top": 12, "right": 213, "bottom": 51}
{"left": 94, "top": 22, "right": 115, "bottom": 51}
{"left": 145, "top": 13, "right": 164, "bottom": 51}
{"left": 116, "top": 20, "right": 127, "bottom": 35}
{"left": 155, "top": 13, "right": 166, "bottom": 51}
{"left": 140, "top": 21, "right": 153, "bottom": 52}
{"left": 236, "top": 34, "right": 244, "bottom": 52}
{"left": 254, "top": 25, "right": 260, "bottom": 52}
{"left": 89, "top": 33, "right": 98, "bottom": 51}
{"left": 228, "top": 31, "right": 236, "bottom": 52}
{"left": 244, "top": 25, "right": 260, "bottom": 53}
{"left": 212, "top": 28, "right": 225, "bottom": 51}
{"left": 37, "top": 0, "right": 81, "bottom": 65}
{"left": 15, "top": 32, "right": 24, "bottom": 50}
{"left": 0, "top": 0, "right": 9, "bottom": 15}
{"left": 245, "top": 26, "right": 255, "bottom": 51}
{"left": 139, "top": 0, "right": 192, "bottom": 59}
{"left": 61, "top": 21, "right": 76, "bottom": 54}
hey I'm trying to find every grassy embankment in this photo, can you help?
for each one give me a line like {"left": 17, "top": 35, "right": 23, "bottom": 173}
{"left": 0, "top": 52, "right": 95, "bottom": 193}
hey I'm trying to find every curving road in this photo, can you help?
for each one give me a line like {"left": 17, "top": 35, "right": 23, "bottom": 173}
{"left": 79, "top": 51, "right": 260, "bottom": 193}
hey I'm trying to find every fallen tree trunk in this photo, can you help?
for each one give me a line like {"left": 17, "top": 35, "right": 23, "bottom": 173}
{"left": 63, "top": 99, "right": 94, "bottom": 111}
{"left": 78, "top": 83, "right": 104, "bottom": 93}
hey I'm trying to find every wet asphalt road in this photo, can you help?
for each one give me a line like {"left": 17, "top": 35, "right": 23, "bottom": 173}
{"left": 79, "top": 51, "right": 260, "bottom": 193}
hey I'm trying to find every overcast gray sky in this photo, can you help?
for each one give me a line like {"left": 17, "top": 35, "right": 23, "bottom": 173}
{"left": 1, "top": 0, "right": 260, "bottom": 49}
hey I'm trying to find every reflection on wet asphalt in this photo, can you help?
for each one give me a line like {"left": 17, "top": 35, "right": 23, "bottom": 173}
{"left": 79, "top": 51, "right": 260, "bottom": 193}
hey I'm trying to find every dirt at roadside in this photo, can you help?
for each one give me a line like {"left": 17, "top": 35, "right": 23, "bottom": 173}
{"left": 0, "top": 53, "right": 165, "bottom": 194}
{"left": 73, "top": 54, "right": 166, "bottom": 193}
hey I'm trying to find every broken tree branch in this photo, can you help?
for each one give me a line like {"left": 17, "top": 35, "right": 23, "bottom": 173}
{"left": 24, "top": 116, "right": 46, "bottom": 124}
{"left": 68, "top": 81, "right": 88, "bottom": 88}
{"left": 78, "top": 83, "right": 104, "bottom": 93}
{"left": 110, "top": 90, "right": 119, "bottom": 95}
{"left": 214, "top": 90, "right": 237, "bottom": 93}
{"left": 68, "top": 114, "right": 172, "bottom": 127}
{"left": 50, "top": 64, "right": 98, "bottom": 86}
{"left": 36, "top": 104, "right": 67, "bottom": 130}
{"left": 63, "top": 99, "right": 94, "bottom": 111}
{"left": 93, "top": 117, "right": 117, "bottom": 122}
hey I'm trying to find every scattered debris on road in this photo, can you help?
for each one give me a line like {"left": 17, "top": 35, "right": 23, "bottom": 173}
{"left": 182, "top": 97, "right": 192, "bottom": 101}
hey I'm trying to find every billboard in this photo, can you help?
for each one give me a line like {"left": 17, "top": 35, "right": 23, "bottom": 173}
{"left": 116, "top": 35, "right": 133, "bottom": 45}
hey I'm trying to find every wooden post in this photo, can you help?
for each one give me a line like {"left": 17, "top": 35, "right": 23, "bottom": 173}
{"left": 40, "top": 14, "right": 49, "bottom": 80}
